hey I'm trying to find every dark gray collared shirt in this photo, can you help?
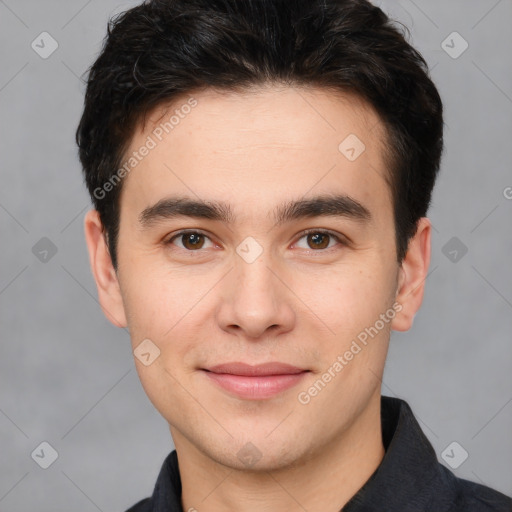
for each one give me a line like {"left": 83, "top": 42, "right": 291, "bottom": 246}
{"left": 126, "top": 396, "right": 512, "bottom": 511}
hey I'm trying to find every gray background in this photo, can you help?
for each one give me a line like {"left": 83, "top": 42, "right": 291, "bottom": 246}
{"left": 1, "top": 0, "right": 511, "bottom": 510}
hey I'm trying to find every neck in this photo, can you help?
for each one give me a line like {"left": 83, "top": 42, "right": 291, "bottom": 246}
{"left": 173, "top": 392, "right": 384, "bottom": 512}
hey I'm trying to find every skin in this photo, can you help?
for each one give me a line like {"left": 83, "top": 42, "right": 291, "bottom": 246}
{"left": 84, "top": 85, "right": 430, "bottom": 512}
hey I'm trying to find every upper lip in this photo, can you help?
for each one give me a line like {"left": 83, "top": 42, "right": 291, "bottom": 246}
{"left": 203, "top": 362, "right": 307, "bottom": 376}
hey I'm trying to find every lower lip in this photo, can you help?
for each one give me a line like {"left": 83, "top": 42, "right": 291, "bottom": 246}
{"left": 202, "top": 370, "right": 308, "bottom": 400}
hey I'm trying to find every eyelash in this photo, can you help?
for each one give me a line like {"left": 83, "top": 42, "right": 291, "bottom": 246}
{"left": 165, "top": 228, "right": 347, "bottom": 254}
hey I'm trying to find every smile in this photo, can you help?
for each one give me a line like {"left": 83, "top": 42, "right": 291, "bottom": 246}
{"left": 201, "top": 362, "right": 310, "bottom": 400}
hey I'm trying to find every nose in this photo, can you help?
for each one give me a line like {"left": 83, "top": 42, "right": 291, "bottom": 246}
{"left": 215, "top": 251, "right": 295, "bottom": 340}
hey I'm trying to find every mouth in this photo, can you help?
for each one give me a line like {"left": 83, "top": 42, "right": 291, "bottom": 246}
{"left": 201, "top": 362, "right": 310, "bottom": 400}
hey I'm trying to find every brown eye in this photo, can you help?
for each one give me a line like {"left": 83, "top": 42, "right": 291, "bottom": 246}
{"left": 167, "top": 231, "right": 213, "bottom": 251}
{"left": 307, "top": 232, "right": 330, "bottom": 249}
{"left": 181, "top": 233, "right": 205, "bottom": 250}
{"left": 295, "top": 229, "right": 344, "bottom": 252}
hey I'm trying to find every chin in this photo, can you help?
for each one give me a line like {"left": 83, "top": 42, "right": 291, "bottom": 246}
{"left": 206, "top": 435, "right": 309, "bottom": 473}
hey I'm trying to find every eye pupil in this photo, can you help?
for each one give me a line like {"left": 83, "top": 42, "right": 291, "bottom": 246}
{"left": 308, "top": 233, "right": 329, "bottom": 249}
{"left": 183, "top": 233, "right": 204, "bottom": 250}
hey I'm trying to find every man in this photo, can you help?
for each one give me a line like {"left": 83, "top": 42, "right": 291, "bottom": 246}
{"left": 76, "top": 0, "right": 512, "bottom": 510}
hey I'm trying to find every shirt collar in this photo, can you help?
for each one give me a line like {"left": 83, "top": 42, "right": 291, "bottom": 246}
{"left": 145, "top": 396, "right": 457, "bottom": 511}
{"left": 342, "top": 395, "right": 454, "bottom": 511}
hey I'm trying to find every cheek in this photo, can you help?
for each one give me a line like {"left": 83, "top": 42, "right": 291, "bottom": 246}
{"left": 121, "top": 273, "right": 212, "bottom": 377}
{"left": 119, "top": 258, "right": 186, "bottom": 326}
{"left": 293, "top": 263, "right": 395, "bottom": 380}
{"left": 303, "top": 264, "right": 389, "bottom": 328}
{"left": 133, "top": 360, "right": 180, "bottom": 424}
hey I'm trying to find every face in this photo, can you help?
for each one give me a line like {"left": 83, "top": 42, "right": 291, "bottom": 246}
{"left": 85, "top": 85, "right": 430, "bottom": 471}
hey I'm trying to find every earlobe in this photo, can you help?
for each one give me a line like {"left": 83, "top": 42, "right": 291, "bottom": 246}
{"left": 390, "top": 217, "right": 431, "bottom": 332}
{"left": 83, "top": 209, "right": 128, "bottom": 328}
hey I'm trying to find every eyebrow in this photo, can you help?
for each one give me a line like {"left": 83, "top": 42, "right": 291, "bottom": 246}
{"left": 138, "top": 194, "right": 372, "bottom": 229}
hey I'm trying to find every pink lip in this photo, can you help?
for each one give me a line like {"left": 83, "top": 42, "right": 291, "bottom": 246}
{"left": 202, "top": 362, "right": 309, "bottom": 399}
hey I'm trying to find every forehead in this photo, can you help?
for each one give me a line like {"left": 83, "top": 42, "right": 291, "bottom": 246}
{"left": 120, "top": 85, "right": 392, "bottom": 227}
{"left": 144, "top": 85, "right": 387, "bottom": 151}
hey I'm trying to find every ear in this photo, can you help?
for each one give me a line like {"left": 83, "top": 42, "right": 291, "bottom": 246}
{"left": 391, "top": 217, "right": 431, "bottom": 332}
{"left": 84, "top": 209, "right": 127, "bottom": 328}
